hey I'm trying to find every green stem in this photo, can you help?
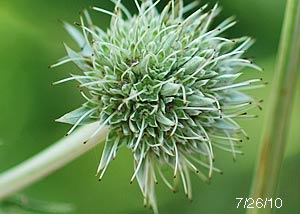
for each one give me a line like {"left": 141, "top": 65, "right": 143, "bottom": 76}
{"left": 0, "top": 123, "right": 108, "bottom": 201}
{"left": 249, "top": 0, "right": 300, "bottom": 213}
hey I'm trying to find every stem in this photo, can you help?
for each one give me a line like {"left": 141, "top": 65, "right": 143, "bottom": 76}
{"left": 249, "top": 0, "right": 300, "bottom": 213}
{"left": 0, "top": 122, "right": 108, "bottom": 201}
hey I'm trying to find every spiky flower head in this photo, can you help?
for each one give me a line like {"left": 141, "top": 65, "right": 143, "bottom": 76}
{"left": 52, "top": 0, "right": 263, "bottom": 212}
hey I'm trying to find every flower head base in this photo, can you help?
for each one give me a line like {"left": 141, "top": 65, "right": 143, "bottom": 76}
{"left": 53, "top": 0, "right": 263, "bottom": 212}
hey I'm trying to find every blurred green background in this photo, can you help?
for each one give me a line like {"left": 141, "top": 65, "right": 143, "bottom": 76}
{"left": 0, "top": 0, "right": 299, "bottom": 213}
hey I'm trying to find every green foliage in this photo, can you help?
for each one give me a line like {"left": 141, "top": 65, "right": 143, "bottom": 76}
{"left": 0, "top": 195, "right": 74, "bottom": 214}
{"left": 53, "top": 1, "right": 262, "bottom": 212}
{"left": 1, "top": 0, "right": 299, "bottom": 214}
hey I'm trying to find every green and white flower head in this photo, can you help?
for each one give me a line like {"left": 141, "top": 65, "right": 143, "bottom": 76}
{"left": 52, "top": 0, "right": 263, "bottom": 212}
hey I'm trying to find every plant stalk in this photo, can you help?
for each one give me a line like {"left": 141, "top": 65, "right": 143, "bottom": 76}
{"left": 0, "top": 122, "right": 108, "bottom": 201}
{"left": 249, "top": 0, "right": 300, "bottom": 213}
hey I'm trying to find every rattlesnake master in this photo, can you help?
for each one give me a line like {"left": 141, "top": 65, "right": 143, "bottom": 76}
{"left": 53, "top": 0, "right": 262, "bottom": 212}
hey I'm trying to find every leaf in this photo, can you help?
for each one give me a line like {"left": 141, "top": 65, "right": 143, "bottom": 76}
{"left": 163, "top": 31, "right": 177, "bottom": 50}
{"left": 56, "top": 107, "right": 94, "bottom": 125}
{"left": 129, "top": 119, "right": 139, "bottom": 133}
{"left": 157, "top": 130, "right": 164, "bottom": 144}
{"left": 64, "top": 44, "right": 90, "bottom": 70}
{"left": 135, "top": 158, "right": 146, "bottom": 196}
{"left": 214, "top": 120, "right": 239, "bottom": 131}
{"left": 161, "top": 82, "right": 181, "bottom": 96}
{"left": 183, "top": 56, "right": 205, "bottom": 75}
{"left": 64, "top": 22, "right": 85, "bottom": 48}
{"left": 157, "top": 111, "right": 175, "bottom": 126}
{"left": 122, "top": 124, "right": 130, "bottom": 136}
{"left": 224, "top": 90, "right": 252, "bottom": 103}
{"left": 97, "top": 132, "right": 118, "bottom": 172}
{"left": 175, "top": 109, "right": 189, "bottom": 119}
{"left": 187, "top": 94, "right": 215, "bottom": 106}
{"left": 146, "top": 127, "right": 156, "bottom": 137}
{"left": 215, "top": 73, "right": 241, "bottom": 82}
{"left": 64, "top": 22, "right": 92, "bottom": 55}
{"left": 148, "top": 115, "right": 158, "bottom": 127}
{"left": 109, "top": 112, "right": 125, "bottom": 125}
{"left": 0, "top": 194, "right": 74, "bottom": 214}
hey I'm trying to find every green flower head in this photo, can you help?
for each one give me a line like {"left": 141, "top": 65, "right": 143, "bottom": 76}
{"left": 52, "top": 0, "right": 263, "bottom": 212}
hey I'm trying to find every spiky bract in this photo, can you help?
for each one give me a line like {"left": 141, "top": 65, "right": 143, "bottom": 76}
{"left": 53, "top": 0, "right": 262, "bottom": 212}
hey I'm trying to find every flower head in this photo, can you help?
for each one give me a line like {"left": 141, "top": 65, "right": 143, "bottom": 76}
{"left": 52, "top": 0, "right": 262, "bottom": 212}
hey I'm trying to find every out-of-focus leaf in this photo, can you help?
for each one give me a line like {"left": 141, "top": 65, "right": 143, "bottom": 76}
{"left": 0, "top": 194, "right": 74, "bottom": 214}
